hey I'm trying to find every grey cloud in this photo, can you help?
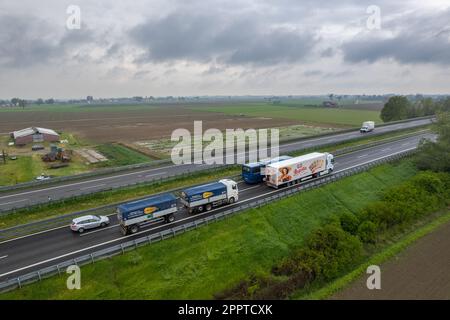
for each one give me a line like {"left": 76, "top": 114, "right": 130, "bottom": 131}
{"left": 0, "top": 14, "right": 97, "bottom": 68}
{"left": 129, "top": 12, "right": 317, "bottom": 66}
{"left": 0, "top": 14, "right": 57, "bottom": 67}
{"left": 342, "top": 9, "right": 450, "bottom": 65}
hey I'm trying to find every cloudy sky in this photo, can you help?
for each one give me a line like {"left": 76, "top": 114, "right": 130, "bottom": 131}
{"left": 0, "top": 0, "right": 449, "bottom": 99}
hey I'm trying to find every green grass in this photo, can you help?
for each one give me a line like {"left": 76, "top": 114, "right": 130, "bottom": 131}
{"left": 0, "top": 160, "right": 417, "bottom": 299}
{"left": 189, "top": 104, "right": 382, "bottom": 127}
{"left": 297, "top": 208, "right": 450, "bottom": 300}
{"left": 0, "top": 153, "right": 91, "bottom": 186}
{"left": 95, "top": 144, "right": 151, "bottom": 167}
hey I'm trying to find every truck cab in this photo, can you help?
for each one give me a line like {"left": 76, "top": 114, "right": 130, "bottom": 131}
{"left": 360, "top": 121, "right": 375, "bottom": 133}
{"left": 219, "top": 179, "right": 239, "bottom": 203}
{"left": 325, "top": 153, "right": 334, "bottom": 173}
{"left": 242, "top": 155, "right": 292, "bottom": 184}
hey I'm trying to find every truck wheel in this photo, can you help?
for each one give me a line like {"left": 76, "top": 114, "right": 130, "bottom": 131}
{"left": 198, "top": 206, "right": 204, "bottom": 213}
{"left": 206, "top": 204, "right": 212, "bottom": 211}
{"left": 229, "top": 197, "right": 235, "bottom": 204}
{"left": 130, "top": 225, "right": 139, "bottom": 234}
{"left": 166, "top": 214, "right": 175, "bottom": 223}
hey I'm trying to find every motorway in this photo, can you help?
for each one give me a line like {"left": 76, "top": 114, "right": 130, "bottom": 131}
{"left": 0, "top": 132, "right": 433, "bottom": 281}
{"left": 0, "top": 117, "right": 433, "bottom": 212}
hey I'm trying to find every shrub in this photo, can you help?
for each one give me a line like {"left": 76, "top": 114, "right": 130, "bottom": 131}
{"left": 357, "top": 221, "right": 378, "bottom": 243}
{"left": 339, "top": 211, "right": 360, "bottom": 235}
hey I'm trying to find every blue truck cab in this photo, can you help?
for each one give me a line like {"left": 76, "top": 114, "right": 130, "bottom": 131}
{"left": 117, "top": 193, "right": 178, "bottom": 235}
{"left": 242, "top": 155, "right": 292, "bottom": 184}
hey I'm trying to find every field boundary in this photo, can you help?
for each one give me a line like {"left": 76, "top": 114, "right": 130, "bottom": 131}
{"left": 0, "top": 149, "right": 416, "bottom": 293}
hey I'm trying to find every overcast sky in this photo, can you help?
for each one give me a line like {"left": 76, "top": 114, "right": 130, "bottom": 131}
{"left": 0, "top": 0, "right": 449, "bottom": 99}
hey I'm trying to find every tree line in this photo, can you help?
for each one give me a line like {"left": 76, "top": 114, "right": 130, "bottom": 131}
{"left": 381, "top": 95, "right": 450, "bottom": 122}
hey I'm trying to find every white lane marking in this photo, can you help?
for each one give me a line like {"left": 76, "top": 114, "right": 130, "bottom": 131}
{"left": 357, "top": 154, "right": 367, "bottom": 159}
{"left": 381, "top": 148, "right": 391, "bottom": 152}
{"left": 0, "top": 146, "right": 419, "bottom": 279}
{"left": 80, "top": 184, "right": 105, "bottom": 191}
{"left": 145, "top": 172, "right": 167, "bottom": 178}
{"left": 1, "top": 199, "right": 28, "bottom": 206}
{"left": 240, "top": 185, "right": 261, "bottom": 192}
{"left": 0, "top": 255, "right": 8, "bottom": 260}
{"left": 402, "top": 142, "right": 410, "bottom": 146}
{"left": 79, "top": 224, "right": 118, "bottom": 237}
{"left": 0, "top": 167, "right": 177, "bottom": 200}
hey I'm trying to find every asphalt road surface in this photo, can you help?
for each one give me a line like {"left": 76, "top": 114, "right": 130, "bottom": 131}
{"left": 0, "top": 132, "right": 433, "bottom": 281}
{"left": 0, "top": 118, "right": 432, "bottom": 212}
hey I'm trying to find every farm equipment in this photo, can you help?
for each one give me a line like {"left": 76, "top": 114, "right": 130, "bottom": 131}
{"left": 41, "top": 144, "right": 72, "bottom": 162}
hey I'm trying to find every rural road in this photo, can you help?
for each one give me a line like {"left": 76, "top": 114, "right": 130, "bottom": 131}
{"left": 0, "top": 117, "right": 433, "bottom": 212}
{"left": 0, "top": 132, "right": 434, "bottom": 281}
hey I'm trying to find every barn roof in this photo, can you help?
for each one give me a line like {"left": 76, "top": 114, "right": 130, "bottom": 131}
{"left": 12, "top": 127, "right": 59, "bottom": 139}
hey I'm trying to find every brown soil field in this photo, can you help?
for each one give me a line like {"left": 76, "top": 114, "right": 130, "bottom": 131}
{"left": 0, "top": 106, "right": 300, "bottom": 143}
{"left": 332, "top": 219, "right": 450, "bottom": 300}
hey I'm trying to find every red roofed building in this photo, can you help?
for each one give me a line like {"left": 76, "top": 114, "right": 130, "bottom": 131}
{"left": 10, "top": 127, "right": 60, "bottom": 146}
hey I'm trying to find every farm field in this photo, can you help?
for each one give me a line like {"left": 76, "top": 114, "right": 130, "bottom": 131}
{"left": 0, "top": 160, "right": 417, "bottom": 299}
{"left": 0, "top": 103, "right": 300, "bottom": 143}
{"left": 189, "top": 104, "right": 382, "bottom": 127}
{"left": 331, "top": 214, "right": 450, "bottom": 299}
{"left": 95, "top": 143, "right": 152, "bottom": 166}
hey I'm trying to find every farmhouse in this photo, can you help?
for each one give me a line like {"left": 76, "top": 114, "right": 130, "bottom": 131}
{"left": 10, "top": 127, "right": 60, "bottom": 146}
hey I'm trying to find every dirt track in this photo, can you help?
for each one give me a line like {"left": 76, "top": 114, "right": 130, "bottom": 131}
{"left": 0, "top": 106, "right": 299, "bottom": 143}
{"left": 332, "top": 219, "right": 450, "bottom": 300}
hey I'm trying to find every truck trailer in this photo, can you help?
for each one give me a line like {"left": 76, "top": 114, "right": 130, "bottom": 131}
{"left": 242, "top": 155, "right": 292, "bottom": 184}
{"left": 117, "top": 193, "right": 178, "bottom": 235}
{"left": 180, "top": 179, "right": 238, "bottom": 213}
{"left": 265, "top": 152, "right": 334, "bottom": 188}
{"left": 360, "top": 121, "right": 375, "bottom": 133}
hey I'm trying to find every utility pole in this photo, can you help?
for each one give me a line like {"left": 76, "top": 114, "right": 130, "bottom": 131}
{"left": 1, "top": 149, "right": 7, "bottom": 164}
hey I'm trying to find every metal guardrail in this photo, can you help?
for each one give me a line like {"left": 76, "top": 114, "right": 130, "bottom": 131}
{"left": 0, "top": 148, "right": 417, "bottom": 293}
{"left": 0, "top": 115, "right": 434, "bottom": 194}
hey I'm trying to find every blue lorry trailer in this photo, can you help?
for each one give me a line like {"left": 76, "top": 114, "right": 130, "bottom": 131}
{"left": 180, "top": 179, "right": 239, "bottom": 213}
{"left": 242, "top": 155, "right": 292, "bottom": 184}
{"left": 117, "top": 193, "right": 178, "bottom": 235}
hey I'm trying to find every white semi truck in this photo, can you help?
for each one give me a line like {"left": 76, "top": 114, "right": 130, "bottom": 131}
{"left": 180, "top": 179, "right": 239, "bottom": 213}
{"left": 265, "top": 152, "right": 334, "bottom": 188}
{"left": 360, "top": 121, "right": 375, "bottom": 133}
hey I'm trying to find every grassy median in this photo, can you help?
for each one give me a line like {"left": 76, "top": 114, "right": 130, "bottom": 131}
{"left": 0, "top": 159, "right": 418, "bottom": 299}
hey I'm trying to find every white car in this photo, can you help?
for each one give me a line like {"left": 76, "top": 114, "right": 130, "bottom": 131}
{"left": 70, "top": 215, "right": 110, "bottom": 233}
{"left": 36, "top": 174, "right": 51, "bottom": 181}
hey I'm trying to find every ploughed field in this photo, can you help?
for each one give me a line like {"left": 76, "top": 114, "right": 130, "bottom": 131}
{"left": 0, "top": 102, "right": 382, "bottom": 143}
{"left": 332, "top": 217, "right": 450, "bottom": 300}
{"left": 0, "top": 104, "right": 300, "bottom": 143}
